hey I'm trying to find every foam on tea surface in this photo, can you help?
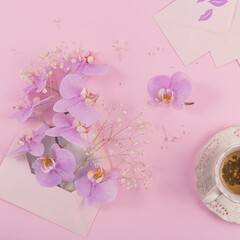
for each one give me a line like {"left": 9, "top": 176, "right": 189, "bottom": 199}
{"left": 221, "top": 151, "right": 240, "bottom": 195}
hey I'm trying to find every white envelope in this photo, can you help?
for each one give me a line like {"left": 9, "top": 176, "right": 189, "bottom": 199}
{"left": 154, "top": 0, "right": 240, "bottom": 65}
{"left": 0, "top": 129, "right": 100, "bottom": 237}
{"left": 210, "top": 33, "right": 240, "bottom": 66}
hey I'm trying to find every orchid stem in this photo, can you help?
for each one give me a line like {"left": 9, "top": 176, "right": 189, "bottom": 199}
{"left": 184, "top": 102, "right": 195, "bottom": 105}
{"left": 55, "top": 137, "right": 60, "bottom": 146}
{"left": 63, "top": 159, "right": 87, "bottom": 190}
{"left": 61, "top": 140, "right": 69, "bottom": 148}
{"left": 46, "top": 86, "right": 60, "bottom": 93}
{"left": 35, "top": 113, "right": 49, "bottom": 126}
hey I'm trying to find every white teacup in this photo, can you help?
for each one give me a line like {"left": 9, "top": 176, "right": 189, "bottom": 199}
{"left": 203, "top": 145, "right": 240, "bottom": 204}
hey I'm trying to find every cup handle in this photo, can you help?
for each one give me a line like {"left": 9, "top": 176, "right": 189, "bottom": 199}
{"left": 203, "top": 186, "right": 222, "bottom": 204}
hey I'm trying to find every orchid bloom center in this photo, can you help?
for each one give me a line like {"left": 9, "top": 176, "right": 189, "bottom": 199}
{"left": 80, "top": 87, "right": 98, "bottom": 104}
{"left": 73, "top": 119, "right": 90, "bottom": 134}
{"left": 86, "top": 55, "right": 95, "bottom": 64}
{"left": 36, "top": 156, "right": 56, "bottom": 173}
{"left": 157, "top": 88, "right": 175, "bottom": 104}
{"left": 87, "top": 165, "right": 105, "bottom": 183}
{"left": 18, "top": 135, "right": 33, "bottom": 145}
{"left": 33, "top": 96, "right": 41, "bottom": 104}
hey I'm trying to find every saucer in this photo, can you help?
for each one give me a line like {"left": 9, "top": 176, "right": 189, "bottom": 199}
{"left": 195, "top": 126, "right": 240, "bottom": 224}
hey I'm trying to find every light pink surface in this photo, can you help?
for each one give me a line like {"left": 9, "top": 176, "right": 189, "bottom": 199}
{"left": 1, "top": 0, "right": 240, "bottom": 239}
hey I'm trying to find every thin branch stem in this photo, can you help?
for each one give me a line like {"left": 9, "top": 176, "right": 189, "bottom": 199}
{"left": 46, "top": 86, "right": 60, "bottom": 93}
{"left": 92, "top": 121, "right": 107, "bottom": 144}
{"left": 55, "top": 137, "right": 60, "bottom": 146}
{"left": 184, "top": 102, "right": 194, "bottom": 105}
{"left": 34, "top": 112, "right": 49, "bottom": 126}
{"left": 61, "top": 140, "right": 69, "bottom": 148}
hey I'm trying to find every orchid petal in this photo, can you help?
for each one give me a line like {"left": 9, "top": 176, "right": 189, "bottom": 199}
{"left": 55, "top": 168, "right": 75, "bottom": 182}
{"left": 148, "top": 99, "right": 165, "bottom": 107}
{"left": 61, "top": 128, "right": 91, "bottom": 147}
{"left": 35, "top": 167, "right": 62, "bottom": 187}
{"left": 82, "top": 64, "right": 108, "bottom": 76}
{"left": 28, "top": 141, "right": 44, "bottom": 156}
{"left": 170, "top": 73, "right": 192, "bottom": 107}
{"left": 11, "top": 106, "right": 34, "bottom": 122}
{"left": 8, "top": 144, "right": 29, "bottom": 156}
{"left": 85, "top": 173, "right": 118, "bottom": 207}
{"left": 53, "top": 144, "right": 76, "bottom": 181}
{"left": 75, "top": 175, "right": 92, "bottom": 197}
{"left": 68, "top": 101, "right": 100, "bottom": 125}
{"left": 32, "top": 124, "right": 49, "bottom": 141}
{"left": 46, "top": 126, "right": 70, "bottom": 137}
{"left": 73, "top": 62, "right": 86, "bottom": 76}
{"left": 22, "top": 85, "right": 36, "bottom": 97}
{"left": 34, "top": 73, "right": 46, "bottom": 92}
{"left": 52, "top": 113, "right": 73, "bottom": 127}
{"left": 34, "top": 96, "right": 55, "bottom": 111}
{"left": 147, "top": 75, "right": 171, "bottom": 100}
{"left": 49, "top": 143, "right": 59, "bottom": 159}
{"left": 59, "top": 74, "right": 86, "bottom": 99}
{"left": 53, "top": 99, "right": 71, "bottom": 113}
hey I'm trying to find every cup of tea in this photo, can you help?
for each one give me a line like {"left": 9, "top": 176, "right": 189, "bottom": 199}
{"left": 203, "top": 145, "right": 240, "bottom": 204}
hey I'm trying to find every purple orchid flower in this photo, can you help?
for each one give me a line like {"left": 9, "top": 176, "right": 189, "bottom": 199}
{"left": 12, "top": 96, "right": 54, "bottom": 122}
{"left": 60, "top": 54, "right": 108, "bottom": 76}
{"left": 75, "top": 163, "right": 118, "bottom": 207}
{"left": 46, "top": 113, "right": 91, "bottom": 147}
{"left": 9, "top": 124, "right": 49, "bottom": 157}
{"left": 74, "top": 56, "right": 108, "bottom": 76}
{"left": 147, "top": 72, "right": 192, "bottom": 109}
{"left": 23, "top": 71, "right": 47, "bottom": 96}
{"left": 32, "top": 143, "right": 76, "bottom": 187}
{"left": 53, "top": 74, "right": 100, "bottom": 125}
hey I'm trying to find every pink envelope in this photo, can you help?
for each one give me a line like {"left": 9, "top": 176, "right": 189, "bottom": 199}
{"left": 154, "top": 0, "right": 240, "bottom": 65}
{"left": 0, "top": 129, "right": 100, "bottom": 237}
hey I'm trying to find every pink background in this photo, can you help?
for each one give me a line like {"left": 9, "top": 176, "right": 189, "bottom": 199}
{"left": 1, "top": 0, "right": 240, "bottom": 239}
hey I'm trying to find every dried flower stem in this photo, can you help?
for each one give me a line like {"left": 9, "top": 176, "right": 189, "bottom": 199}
{"left": 184, "top": 102, "right": 194, "bottom": 105}
{"left": 65, "top": 102, "right": 151, "bottom": 190}
{"left": 34, "top": 112, "right": 49, "bottom": 126}
{"left": 46, "top": 86, "right": 60, "bottom": 93}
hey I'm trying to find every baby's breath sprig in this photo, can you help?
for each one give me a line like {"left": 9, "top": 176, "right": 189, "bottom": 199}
{"left": 72, "top": 101, "right": 152, "bottom": 190}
